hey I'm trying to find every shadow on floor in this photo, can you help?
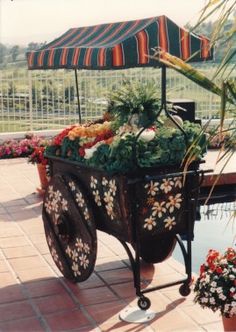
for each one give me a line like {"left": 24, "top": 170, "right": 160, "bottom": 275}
{"left": 0, "top": 255, "right": 187, "bottom": 331}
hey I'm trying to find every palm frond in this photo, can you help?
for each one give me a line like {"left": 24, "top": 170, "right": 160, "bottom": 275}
{"left": 151, "top": 50, "right": 223, "bottom": 97}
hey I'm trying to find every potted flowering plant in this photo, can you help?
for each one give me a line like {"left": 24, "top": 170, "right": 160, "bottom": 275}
{"left": 0, "top": 134, "right": 45, "bottom": 159}
{"left": 194, "top": 248, "right": 236, "bottom": 330}
{"left": 28, "top": 146, "right": 48, "bottom": 165}
{"left": 28, "top": 139, "right": 51, "bottom": 194}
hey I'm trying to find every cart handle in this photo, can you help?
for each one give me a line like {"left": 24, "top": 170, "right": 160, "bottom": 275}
{"left": 127, "top": 168, "right": 213, "bottom": 185}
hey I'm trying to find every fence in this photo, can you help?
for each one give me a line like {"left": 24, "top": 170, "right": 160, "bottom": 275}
{"left": 0, "top": 64, "right": 231, "bottom": 133}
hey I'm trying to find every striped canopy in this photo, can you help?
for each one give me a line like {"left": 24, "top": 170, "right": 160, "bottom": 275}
{"left": 27, "top": 15, "right": 213, "bottom": 70}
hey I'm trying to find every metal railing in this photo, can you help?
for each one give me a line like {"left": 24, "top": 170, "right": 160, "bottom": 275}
{"left": 0, "top": 64, "right": 232, "bottom": 133}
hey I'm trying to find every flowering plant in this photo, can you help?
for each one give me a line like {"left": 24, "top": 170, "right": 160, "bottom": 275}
{"left": 45, "top": 82, "right": 206, "bottom": 174}
{"left": 28, "top": 138, "right": 51, "bottom": 165}
{"left": 0, "top": 134, "right": 44, "bottom": 159}
{"left": 194, "top": 248, "right": 236, "bottom": 318}
{"left": 28, "top": 146, "right": 48, "bottom": 165}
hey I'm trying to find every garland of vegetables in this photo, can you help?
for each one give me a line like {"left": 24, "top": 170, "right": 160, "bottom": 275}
{"left": 45, "top": 82, "right": 207, "bottom": 174}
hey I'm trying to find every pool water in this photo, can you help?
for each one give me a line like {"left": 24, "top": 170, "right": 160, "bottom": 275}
{"left": 173, "top": 202, "right": 236, "bottom": 274}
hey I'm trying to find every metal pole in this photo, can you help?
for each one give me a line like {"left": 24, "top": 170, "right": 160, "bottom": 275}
{"left": 28, "top": 71, "right": 33, "bottom": 131}
{"left": 161, "top": 65, "right": 167, "bottom": 111}
{"left": 74, "top": 69, "right": 82, "bottom": 124}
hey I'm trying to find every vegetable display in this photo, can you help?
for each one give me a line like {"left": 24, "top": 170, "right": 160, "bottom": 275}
{"left": 45, "top": 82, "right": 206, "bottom": 174}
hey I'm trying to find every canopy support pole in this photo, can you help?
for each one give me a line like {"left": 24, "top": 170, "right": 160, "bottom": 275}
{"left": 74, "top": 69, "right": 82, "bottom": 124}
{"left": 161, "top": 65, "right": 167, "bottom": 111}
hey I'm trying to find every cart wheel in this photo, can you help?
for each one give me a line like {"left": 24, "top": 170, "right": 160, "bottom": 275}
{"left": 179, "top": 283, "right": 191, "bottom": 297}
{"left": 42, "top": 173, "right": 97, "bottom": 283}
{"left": 137, "top": 296, "right": 151, "bottom": 311}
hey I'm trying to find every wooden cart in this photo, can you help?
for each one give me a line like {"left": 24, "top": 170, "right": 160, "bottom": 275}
{"left": 43, "top": 157, "right": 205, "bottom": 310}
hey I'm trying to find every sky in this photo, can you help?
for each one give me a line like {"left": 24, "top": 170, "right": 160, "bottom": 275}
{"left": 0, "top": 0, "right": 207, "bottom": 46}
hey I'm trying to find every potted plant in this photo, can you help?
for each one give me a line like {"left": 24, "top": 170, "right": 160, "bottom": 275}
{"left": 28, "top": 140, "right": 51, "bottom": 194}
{"left": 193, "top": 247, "right": 236, "bottom": 331}
{"left": 0, "top": 134, "right": 45, "bottom": 159}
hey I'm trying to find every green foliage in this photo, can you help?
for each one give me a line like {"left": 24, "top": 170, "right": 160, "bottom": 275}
{"left": 52, "top": 121, "right": 204, "bottom": 175}
{"left": 108, "top": 81, "right": 160, "bottom": 128}
{"left": 60, "top": 137, "right": 82, "bottom": 161}
{"left": 10, "top": 46, "right": 20, "bottom": 62}
{"left": 0, "top": 43, "right": 7, "bottom": 64}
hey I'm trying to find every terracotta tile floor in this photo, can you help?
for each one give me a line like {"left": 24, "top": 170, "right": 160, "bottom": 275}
{"left": 0, "top": 157, "right": 226, "bottom": 332}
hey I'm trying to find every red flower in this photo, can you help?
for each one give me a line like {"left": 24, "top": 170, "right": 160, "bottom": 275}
{"left": 207, "top": 250, "right": 219, "bottom": 262}
{"left": 53, "top": 125, "right": 76, "bottom": 146}
{"left": 200, "top": 264, "right": 205, "bottom": 276}
{"left": 79, "top": 148, "right": 85, "bottom": 157}
{"left": 216, "top": 267, "right": 223, "bottom": 274}
{"left": 225, "top": 248, "right": 236, "bottom": 261}
{"left": 28, "top": 146, "right": 47, "bottom": 165}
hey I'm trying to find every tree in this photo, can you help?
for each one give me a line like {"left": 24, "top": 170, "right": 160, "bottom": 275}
{"left": 27, "top": 42, "right": 47, "bottom": 52}
{"left": 27, "top": 42, "right": 39, "bottom": 51}
{"left": 10, "top": 45, "right": 20, "bottom": 62}
{"left": 0, "top": 43, "right": 7, "bottom": 64}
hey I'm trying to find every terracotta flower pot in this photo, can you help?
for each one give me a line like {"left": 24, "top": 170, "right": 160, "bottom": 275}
{"left": 37, "top": 163, "right": 49, "bottom": 195}
{"left": 222, "top": 315, "right": 236, "bottom": 332}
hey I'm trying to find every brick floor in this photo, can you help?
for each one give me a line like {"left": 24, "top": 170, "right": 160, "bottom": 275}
{"left": 0, "top": 158, "right": 226, "bottom": 331}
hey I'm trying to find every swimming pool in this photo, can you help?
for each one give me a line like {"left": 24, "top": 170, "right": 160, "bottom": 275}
{"left": 173, "top": 202, "right": 236, "bottom": 274}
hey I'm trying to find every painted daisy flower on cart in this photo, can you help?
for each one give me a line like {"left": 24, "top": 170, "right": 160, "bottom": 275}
{"left": 76, "top": 192, "right": 85, "bottom": 207}
{"left": 160, "top": 178, "right": 174, "bottom": 194}
{"left": 51, "top": 198, "right": 59, "bottom": 212}
{"left": 71, "top": 249, "right": 79, "bottom": 261}
{"left": 144, "top": 216, "right": 156, "bottom": 230}
{"left": 47, "top": 234, "right": 53, "bottom": 247}
{"left": 83, "top": 207, "right": 90, "bottom": 220}
{"left": 174, "top": 177, "right": 183, "bottom": 188}
{"left": 44, "top": 200, "right": 52, "bottom": 214}
{"left": 90, "top": 176, "right": 98, "bottom": 189}
{"left": 106, "top": 203, "right": 115, "bottom": 220}
{"left": 83, "top": 243, "right": 90, "bottom": 254}
{"left": 51, "top": 247, "right": 59, "bottom": 262}
{"left": 147, "top": 197, "right": 155, "bottom": 206}
{"left": 48, "top": 185, "right": 54, "bottom": 198}
{"left": 75, "top": 238, "right": 84, "bottom": 251}
{"left": 68, "top": 181, "right": 76, "bottom": 191}
{"left": 104, "top": 191, "right": 114, "bottom": 204}
{"left": 108, "top": 180, "right": 117, "bottom": 196}
{"left": 65, "top": 246, "right": 72, "bottom": 257}
{"left": 72, "top": 262, "right": 81, "bottom": 276}
{"left": 102, "top": 177, "right": 108, "bottom": 186}
{"left": 54, "top": 190, "right": 62, "bottom": 201}
{"left": 166, "top": 193, "right": 182, "bottom": 213}
{"left": 61, "top": 198, "right": 68, "bottom": 211}
{"left": 164, "top": 216, "right": 176, "bottom": 230}
{"left": 145, "top": 181, "right": 159, "bottom": 196}
{"left": 92, "top": 190, "right": 102, "bottom": 206}
{"left": 79, "top": 253, "right": 89, "bottom": 269}
{"left": 152, "top": 201, "right": 166, "bottom": 218}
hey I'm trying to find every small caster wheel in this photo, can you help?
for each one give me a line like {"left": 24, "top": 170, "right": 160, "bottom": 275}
{"left": 179, "top": 283, "right": 191, "bottom": 297}
{"left": 137, "top": 296, "right": 151, "bottom": 310}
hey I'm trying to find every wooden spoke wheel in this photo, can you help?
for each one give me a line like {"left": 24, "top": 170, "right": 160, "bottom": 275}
{"left": 42, "top": 173, "right": 97, "bottom": 282}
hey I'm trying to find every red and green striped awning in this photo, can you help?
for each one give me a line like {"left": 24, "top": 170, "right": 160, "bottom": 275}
{"left": 27, "top": 15, "right": 213, "bottom": 70}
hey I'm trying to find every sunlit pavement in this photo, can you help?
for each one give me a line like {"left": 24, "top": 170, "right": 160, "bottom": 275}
{"left": 0, "top": 158, "right": 224, "bottom": 332}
